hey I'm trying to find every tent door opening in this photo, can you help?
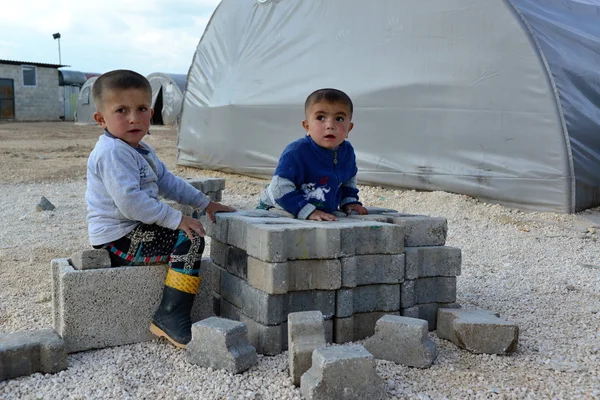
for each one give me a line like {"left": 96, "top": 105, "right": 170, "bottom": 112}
{"left": 152, "top": 87, "right": 164, "bottom": 125}
{"left": 0, "top": 78, "right": 15, "bottom": 119}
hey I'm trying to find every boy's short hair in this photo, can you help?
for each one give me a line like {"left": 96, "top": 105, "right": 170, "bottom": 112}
{"left": 304, "top": 88, "right": 353, "bottom": 116}
{"left": 92, "top": 69, "right": 152, "bottom": 108}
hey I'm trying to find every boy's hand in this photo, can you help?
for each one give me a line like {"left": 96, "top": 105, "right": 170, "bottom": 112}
{"left": 307, "top": 210, "right": 338, "bottom": 221}
{"left": 205, "top": 201, "right": 236, "bottom": 223}
{"left": 178, "top": 215, "right": 206, "bottom": 239}
{"left": 342, "top": 203, "right": 368, "bottom": 215}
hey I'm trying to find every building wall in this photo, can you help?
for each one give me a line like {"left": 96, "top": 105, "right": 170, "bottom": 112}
{"left": 0, "top": 64, "right": 61, "bottom": 120}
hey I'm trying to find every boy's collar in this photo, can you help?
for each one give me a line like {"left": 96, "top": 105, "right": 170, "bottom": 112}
{"left": 306, "top": 135, "right": 340, "bottom": 151}
{"left": 103, "top": 130, "right": 149, "bottom": 154}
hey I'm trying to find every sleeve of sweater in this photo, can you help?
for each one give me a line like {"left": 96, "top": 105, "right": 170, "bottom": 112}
{"left": 340, "top": 145, "right": 361, "bottom": 207}
{"left": 96, "top": 146, "right": 183, "bottom": 230}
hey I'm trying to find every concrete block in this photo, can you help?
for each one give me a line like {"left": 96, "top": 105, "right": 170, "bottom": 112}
{"left": 437, "top": 309, "right": 519, "bottom": 354}
{"left": 186, "top": 317, "right": 257, "bottom": 374}
{"left": 404, "top": 246, "right": 461, "bottom": 279}
{"left": 414, "top": 277, "right": 457, "bottom": 304}
{"left": 247, "top": 257, "right": 341, "bottom": 294}
{"left": 331, "top": 219, "right": 404, "bottom": 256}
{"left": 401, "top": 280, "right": 416, "bottom": 308}
{"left": 0, "top": 329, "right": 67, "bottom": 381}
{"left": 333, "top": 311, "right": 400, "bottom": 344}
{"left": 210, "top": 239, "right": 248, "bottom": 279}
{"left": 400, "top": 306, "right": 420, "bottom": 319}
{"left": 417, "top": 302, "right": 461, "bottom": 331}
{"left": 341, "top": 254, "right": 404, "bottom": 287}
{"left": 52, "top": 258, "right": 214, "bottom": 353}
{"left": 184, "top": 177, "right": 226, "bottom": 193}
{"left": 364, "top": 315, "right": 437, "bottom": 368}
{"left": 36, "top": 196, "right": 56, "bottom": 211}
{"left": 218, "top": 265, "right": 335, "bottom": 325}
{"left": 391, "top": 216, "right": 447, "bottom": 247}
{"left": 69, "top": 249, "right": 111, "bottom": 270}
{"left": 300, "top": 345, "right": 385, "bottom": 400}
{"left": 288, "top": 311, "right": 327, "bottom": 386}
{"left": 335, "top": 284, "right": 400, "bottom": 318}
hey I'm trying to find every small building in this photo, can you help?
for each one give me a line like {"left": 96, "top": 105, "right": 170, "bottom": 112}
{"left": 0, "top": 59, "right": 67, "bottom": 121}
{"left": 58, "top": 70, "right": 99, "bottom": 121}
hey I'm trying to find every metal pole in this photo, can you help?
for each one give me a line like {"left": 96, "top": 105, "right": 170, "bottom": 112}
{"left": 58, "top": 38, "right": 61, "bottom": 65}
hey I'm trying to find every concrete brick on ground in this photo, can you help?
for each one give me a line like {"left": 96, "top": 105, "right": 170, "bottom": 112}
{"left": 333, "top": 311, "right": 400, "bottom": 344}
{"left": 341, "top": 254, "right": 404, "bottom": 287}
{"left": 0, "top": 329, "right": 67, "bottom": 381}
{"left": 404, "top": 246, "right": 461, "bottom": 279}
{"left": 335, "top": 284, "right": 400, "bottom": 318}
{"left": 186, "top": 317, "right": 257, "bottom": 374}
{"left": 288, "top": 311, "right": 327, "bottom": 386}
{"left": 401, "top": 302, "right": 461, "bottom": 331}
{"left": 218, "top": 265, "right": 335, "bottom": 325}
{"left": 300, "top": 344, "right": 385, "bottom": 400}
{"left": 52, "top": 258, "right": 214, "bottom": 353}
{"left": 437, "top": 309, "right": 519, "bottom": 354}
{"left": 69, "top": 249, "right": 111, "bottom": 270}
{"left": 364, "top": 315, "right": 437, "bottom": 368}
{"left": 414, "top": 277, "right": 457, "bottom": 304}
{"left": 219, "top": 298, "right": 333, "bottom": 355}
{"left": 247, "top": 256, "right": 341, "bottom": 294}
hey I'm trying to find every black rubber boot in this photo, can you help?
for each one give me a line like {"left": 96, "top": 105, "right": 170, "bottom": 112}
{"left": 150, "top": 270, "right": 200, "bottom": 348}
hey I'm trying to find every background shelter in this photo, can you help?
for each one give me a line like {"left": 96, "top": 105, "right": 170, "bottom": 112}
{"left": 146, "top": 72, "right": 187, "bottom": 126}
{"left": 177, "top": 0, "right": 600, "bottom": 213}
{"left": 74, "top": 77, "right": 98, "bottom": 125}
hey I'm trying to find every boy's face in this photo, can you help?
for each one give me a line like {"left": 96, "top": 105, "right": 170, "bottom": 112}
{"left": 93, "top": 88, "right": 153, "bottom": 148}
{"left": 302, "top": 100, "right": 354, "bottom": 149}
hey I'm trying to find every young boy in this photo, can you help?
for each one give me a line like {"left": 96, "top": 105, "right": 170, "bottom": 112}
{"left": 258, "top": 88, "right": 368, "bottom": 220}
{"left": 85, "top": 69, "right": 234, "bottom": 348}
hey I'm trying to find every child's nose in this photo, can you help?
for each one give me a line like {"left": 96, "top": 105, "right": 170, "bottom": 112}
{"left": 129, "top": 111, "right": 140, "bottom": 123}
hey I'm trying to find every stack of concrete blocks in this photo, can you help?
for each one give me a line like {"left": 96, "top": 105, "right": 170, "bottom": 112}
{"left": 163, "top": 178, "right": 226, "bottom": 216}
{"left": 205, "top": 209, "right": 408, "bottom": 355}
{"left": 51, "top": 254, "right": 215, "bottom": 353}
{"left": 348, "top": 209, "right": 462, "bottom": 330}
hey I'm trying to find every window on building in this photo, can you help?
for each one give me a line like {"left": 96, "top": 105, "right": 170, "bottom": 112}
{"left": 22, "top": 65, "right": 37, "bottom": 87}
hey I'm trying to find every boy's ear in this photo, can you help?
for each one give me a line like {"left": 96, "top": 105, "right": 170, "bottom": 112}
{"left": 93, "top": 111, "right": 106, "bottom": 127}
{"left": 151, "top": 108, "right": 155, "bottom": 117}
{"left": 302, "top": 119, "right": 310, "bottom": 135}
{"left": 347, "top": 122, "right": 354, "bottom": 137}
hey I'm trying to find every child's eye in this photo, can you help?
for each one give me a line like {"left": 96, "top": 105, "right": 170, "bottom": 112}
{"left": 336, "top": 116, "right": 345, "bottom": 122}
{"left": 316, "top": 115, "right": 325, "bottom": 121}
{"left": 139, "top": 107, "right": 148, "bottom": 112}
{"left": 116, "top": 108, "right": 125, "bottom": 113}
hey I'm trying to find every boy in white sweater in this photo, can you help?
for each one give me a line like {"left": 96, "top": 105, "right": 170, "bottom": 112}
{"left": 85, "top": 69, "right": 234, "bottom": 348}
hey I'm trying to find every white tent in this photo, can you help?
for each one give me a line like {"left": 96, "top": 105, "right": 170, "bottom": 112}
{"left": 177, "top": 0, "right": 600, "bottom": 213}
{"left": 74, "top": 77, "right": 98, "bottom": 125}
{"left": 147, "top": 73, "right": 187, "bottom": 126}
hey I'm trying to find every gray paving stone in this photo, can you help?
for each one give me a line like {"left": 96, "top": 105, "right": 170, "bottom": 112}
{"left": 210, "top": 239, "right": 248, "bottom": 279}
{"left": 247, "top": 257, "right": 341, "bottom": 294}
{"left": 404, "top": 246, "right": 461, "bottom": 279}
{"left": 186, "top": 317, "right": 257, "bottom": 374}
{"left": 391, "top": 216, "right": 447, "bottom": 247}
{"left": 418, "top": 302, "right": 461, "bottom": 331}
{"left": 184, "top": 177, "right": 226, "bottom": 193}
{"left": 217, "top": 265, "right": 335, "bottom": 325}
{"left": 400, "top": 306, "right": 420, "bottom": 319}
{"left": 414, "top": 277, "right": 457, "bottom": 304}
{"left": 333, "top": 311, "right": 400, "bottom": 344}
{"left": 401, "top": 280, "right": 416, "bottom": 308}
{"left": 36, "top": 196, "right": 56, "bottom": 211}
{"left": 341, "top": 254, "right": 404, "bottom": 287}
{"left": 69, "top": 249, "right": 111, "bottom": 270}
{"left": 288, "top": 311, "right": 327, "bottom": 386}
{"left": 335, "top": 284, "right": 400, "bottom": 318}
{"left": 364, "top": 315, "right": 437, "bottom": 368}
{"left": 331, "top": 219, "right": 404, "bottom": 256}
{"left": 437, "top": 309, "right": 519, "bottom": 354}
{"left": 300, "top": 345, "right": 385, "bottom": 400}
{"left": 0, "top": 329, "right": 67, "bottom": 381}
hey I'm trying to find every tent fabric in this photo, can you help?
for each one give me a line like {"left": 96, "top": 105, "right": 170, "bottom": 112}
{"left": 74, "top": 77, "right": 98, "bottom": 125}
{"left": 177, "top": 0, "right": 600, "bottom": 213}
{"left": 146, "top": 73, "right": 187, "bottom": 126}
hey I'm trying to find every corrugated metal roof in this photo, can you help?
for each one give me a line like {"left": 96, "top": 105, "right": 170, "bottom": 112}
{"left": 0, "top": 59, "right": 68, "bottom": 68}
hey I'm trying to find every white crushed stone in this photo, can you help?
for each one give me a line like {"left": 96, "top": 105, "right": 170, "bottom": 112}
{"left": 0, "top": 179, "right": 599, "bottom": 399}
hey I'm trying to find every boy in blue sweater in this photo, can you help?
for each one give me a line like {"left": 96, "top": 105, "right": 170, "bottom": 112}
{"left": 86, "top": 69, "right": 235, "bottom": 348}
{"left": 259, "top": 88, "right": 368, "bottom": 220}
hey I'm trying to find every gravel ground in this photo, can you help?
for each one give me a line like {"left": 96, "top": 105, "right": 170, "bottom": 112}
{"left": 0, "top": 123, "right": 599, "bottom": 399}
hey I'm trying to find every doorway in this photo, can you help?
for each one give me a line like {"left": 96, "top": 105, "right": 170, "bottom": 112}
{"left": 151, "top": 87, "right": 164, "bottom": 125}
{"left": 0, "top": 78, "right": 15, "bottom": 119}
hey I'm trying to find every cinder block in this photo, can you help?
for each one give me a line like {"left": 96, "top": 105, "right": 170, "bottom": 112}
{"left": 401, "top": 280, "right": 416, "bottom": 308}
{"left": 404, "top": 246, "right": 461, "bottom": 279}
{"left": 300, "top": 345, "right": 385, "bottom": 400}
{"left": 391, "top": 216, "right": 447, "bottom": 247}
{"left": 401, "top": 306, "right": 420, "bottom": 319}
{"left": 52, "top": 258, "right": 214, "bottom": 353}
{"left": 414, "top": 277, "right": 456, "bottom": 304}
{"left": 220, "top": 299, "right": 333, "bottom": 355}
{"left": 247, "top": 257, "right": 341, "bottom": 294}
{"left": 184, "top": 177, "right": 226, "bottom": 193}
{"left": 332, "top": 219, "right": 404, "bottom": 256}
{"left": 288, "top": 311, "right": 327, "bottom": 386}
{"left": 364, "top": 315, "right": 437, "bottom": 368}
{"left": 186, "top": 317, "right": 257, "bottom": 374}
{"left": 218, "top": 265, "right": 335, "bottom": 325}
{"left": 210, "top": 239, "right": 248, "bottom": 279}
{"left": 69, "top": 249, "right": 111, "bottom": 270}
{"left": 333, "top": 311, "right": 400, "bottom": 344}
{"left": 335, "top": 284, "right": 400, "bottom": 318}
{"left": 437, "top": 309, "right": 519, "bottom": 354}
{"left": 341, "top": 254, "right": 404, "bottom": 287}
{"left": 0, "top": 329, "right": 67, "bottom": 381}
{"left": 417, "top": 302, "right": 461, "bottom": 331}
